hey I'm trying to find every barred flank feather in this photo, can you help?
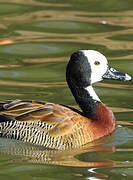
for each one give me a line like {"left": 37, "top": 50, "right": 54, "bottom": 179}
{"left": 0, "top": 100, "right": 92, "bottom": 149}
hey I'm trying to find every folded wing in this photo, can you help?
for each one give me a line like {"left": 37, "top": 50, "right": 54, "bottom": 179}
{"left": 0, "top": 100, "right": 80, "bottom": 137}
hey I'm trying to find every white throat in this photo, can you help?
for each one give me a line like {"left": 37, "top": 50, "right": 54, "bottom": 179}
{"left": 85, "top": 86, "right": 101, "bottom": 102}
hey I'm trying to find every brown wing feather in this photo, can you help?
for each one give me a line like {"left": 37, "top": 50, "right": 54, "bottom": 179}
{"left": 2, "top": 100, "right": 46, "bottom": 116}
{"left": 48, "top": 116, "right": 79, "bottom": 137}
{"left": 0, "top": 100, "right": 81, "bottom": 137}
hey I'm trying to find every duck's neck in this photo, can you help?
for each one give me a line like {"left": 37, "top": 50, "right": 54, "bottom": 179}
{"left": 84, "top": 86, "right": 100, "bottom": 102}
{"left": 67, "top": 79, "right": 100, "bottom": 118}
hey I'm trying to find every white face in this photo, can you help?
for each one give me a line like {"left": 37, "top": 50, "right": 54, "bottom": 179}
{"left": 81, "top": 50, "right": 108, "bottom": 84}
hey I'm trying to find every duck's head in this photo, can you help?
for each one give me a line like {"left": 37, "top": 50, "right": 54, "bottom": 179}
{"left": 66, "top": 50, "right": 131, "bottom": 87}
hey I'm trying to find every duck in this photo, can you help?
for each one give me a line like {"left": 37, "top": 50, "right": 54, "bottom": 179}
{"left": 0, "top": 50, "right": 131, "bottom": 150}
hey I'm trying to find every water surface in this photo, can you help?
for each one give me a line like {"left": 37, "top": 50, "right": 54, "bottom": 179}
{"left": 0, "top": 0, "right": 133, "bottom": 179}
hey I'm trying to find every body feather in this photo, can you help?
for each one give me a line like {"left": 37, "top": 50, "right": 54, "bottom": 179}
{"left": 0, "top": 100, "right": 91, "bottom": 149}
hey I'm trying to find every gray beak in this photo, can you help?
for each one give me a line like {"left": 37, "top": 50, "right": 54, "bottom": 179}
{"left": 103, "top": 66, "right": 132, "bottom": 81}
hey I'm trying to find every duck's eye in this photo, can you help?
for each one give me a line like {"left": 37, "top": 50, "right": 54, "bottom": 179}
{"left": 94, "top": 61, "right": 100, "bottom": 65}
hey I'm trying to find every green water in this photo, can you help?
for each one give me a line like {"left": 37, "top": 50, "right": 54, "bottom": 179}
{"left": 0, "top": 0, "right": 133, "bottom": 179}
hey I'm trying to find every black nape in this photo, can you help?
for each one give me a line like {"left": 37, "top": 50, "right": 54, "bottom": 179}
{"left": 66, "top": 51, "right": 99, "bottom": 118}
{"left": 66, "top": 51, "right": 91, "bottom": 88}
{"left": 66, "top": 79, "right": 99, "bottom": 118}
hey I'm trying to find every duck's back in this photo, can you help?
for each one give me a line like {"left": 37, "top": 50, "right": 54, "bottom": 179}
{"left": 0, "top": 100, "right": 115, "bottom": 149}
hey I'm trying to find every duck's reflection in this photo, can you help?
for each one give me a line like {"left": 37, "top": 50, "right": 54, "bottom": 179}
{"left": 1, "top": 136, "right": 133, "bottom": 180}
{"left": 0, "top": 137, "right": 115, "bottom": 167}
{"left": 1, "top": 126, "right": 133, "bottom": 168}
